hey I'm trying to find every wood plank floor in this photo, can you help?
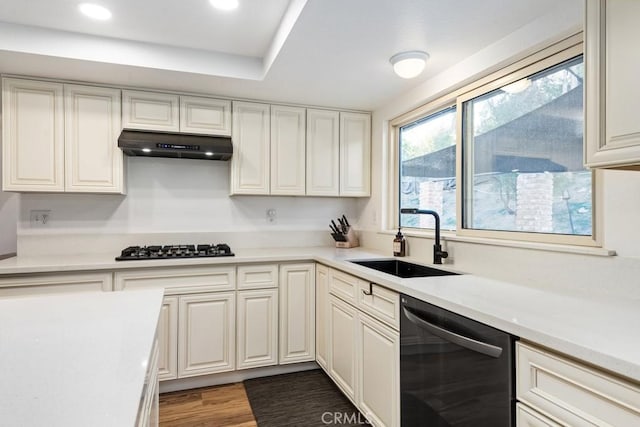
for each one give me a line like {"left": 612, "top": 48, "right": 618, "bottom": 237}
{"left": 159, "top": 382, "right": 257, "bottom": 427}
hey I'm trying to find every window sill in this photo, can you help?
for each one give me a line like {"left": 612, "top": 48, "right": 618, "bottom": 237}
{"left": 378, "top": 229, "right": 616, "bottom": 257}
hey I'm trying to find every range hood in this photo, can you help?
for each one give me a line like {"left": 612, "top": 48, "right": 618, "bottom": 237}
{"left": 118, "top": 129, "right": 233, "bottom": 160}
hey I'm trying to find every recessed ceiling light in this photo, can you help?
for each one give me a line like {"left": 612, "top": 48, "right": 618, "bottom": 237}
{"left": 389, "top": 51, "right": 429, "bottom": 79}
{"left": 78, "top": 3, "right": 112, "bottom": 20}
{"left": 209, "top": 0, "right": 239, "bottom": 11}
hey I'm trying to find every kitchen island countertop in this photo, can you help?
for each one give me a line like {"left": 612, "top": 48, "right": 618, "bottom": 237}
{"left": 0, "top": 288, "right": 164, "bottom": 427}
{"left": 0, "top": 246, "right": 638, "bottom": 385}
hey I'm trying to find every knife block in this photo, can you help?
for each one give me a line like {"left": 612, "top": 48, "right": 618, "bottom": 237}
{"left": 336, "top": 228, "right": 359, "bottom": 248}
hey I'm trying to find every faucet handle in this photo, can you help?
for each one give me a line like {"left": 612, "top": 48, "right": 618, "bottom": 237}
{"left": 441, "top": 250, "right": 448, "bottom": 259}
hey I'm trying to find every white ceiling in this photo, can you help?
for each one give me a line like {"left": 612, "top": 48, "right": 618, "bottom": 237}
{"left": 0, "top": 0, "right": 583, "bottom": 110}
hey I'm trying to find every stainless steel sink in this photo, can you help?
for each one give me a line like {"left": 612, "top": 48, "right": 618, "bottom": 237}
{"left": 349, "top": 259, "right": 460, "bottom": 278}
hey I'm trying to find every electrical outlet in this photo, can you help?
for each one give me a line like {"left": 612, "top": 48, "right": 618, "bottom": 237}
{"left": 266, "top": 208, "right": 277, "bottom": 224}
{"left": 30, "top": 210, "right": 51, "bottom": 227}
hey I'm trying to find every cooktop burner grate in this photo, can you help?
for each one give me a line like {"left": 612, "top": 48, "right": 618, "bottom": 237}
{"left": 115, "top": 244, "right": 234, "bottom": 261}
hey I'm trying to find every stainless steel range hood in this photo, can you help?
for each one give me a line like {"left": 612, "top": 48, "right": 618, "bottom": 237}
{"left": 118, "top": 129, "right": 233, "bottom": 160}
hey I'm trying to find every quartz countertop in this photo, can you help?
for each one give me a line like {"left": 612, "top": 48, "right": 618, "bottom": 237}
{"left": 0, "top": 247, "right": 638, "bottom": 384}
{"left": 0, "top": 288, "right": 164, "bottom": 427}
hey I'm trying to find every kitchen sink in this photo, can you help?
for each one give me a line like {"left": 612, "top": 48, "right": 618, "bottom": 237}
{"left": 349, "top": 259, "right": 460, "bottom": 278}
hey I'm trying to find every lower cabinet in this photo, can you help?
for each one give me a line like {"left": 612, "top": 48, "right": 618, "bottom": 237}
{"left": 236, "top": 288, "right": 278, "bottom": 369}
{"left": 516, "top": 341, "right": 640, "bottom": 426}
{"left": 157, "top": 296, "right": 178, "bottom": 380}
{"left": 315, "top": 264, "right": 330, "bottom": 370}
{"left": 0, "top": 272, "right": 112, "bottom": 296}
{"left": 328, "top": 288, "right": 400, "bottom": 427}
{"left": 279, "top": 263, "right": 316, "bottom": 364}
{"left": 178, "top": 292, "right": 236, "bottom": 378}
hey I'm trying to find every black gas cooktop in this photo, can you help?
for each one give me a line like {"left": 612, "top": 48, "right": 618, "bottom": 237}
{"left": 115, "top": 244, "right": 234, "bottom": 261}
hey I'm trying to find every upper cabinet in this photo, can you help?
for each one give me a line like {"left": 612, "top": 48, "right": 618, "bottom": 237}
{"left": 307, "top": 109, "right": 340, "bottom": 196}
{"left": 230, "top": 101, "right": 271, "bottom": 195}
{"left": 271, "top": 105, "right": 306, "bottom": 195}
{"left": 122, "top": 89, "right": 231, "bottom": 136}
{"left": 65, "top": 84, "right": 123, "bottom": 193}
{"left": 231, "top": 102, "right": 370, "bottom": 197}
{"left": 2, "top": 78, "right": 124, "bottom": 194}
{"left": 585, "top": 0, "right": 640, "bottom": 169}
{"left": 340, "top": 112, "right": 371, "bottom": 196}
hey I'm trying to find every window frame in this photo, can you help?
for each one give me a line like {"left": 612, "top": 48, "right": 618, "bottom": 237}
{"left": 387, "top": 33, "right": 601, "bottom": 248}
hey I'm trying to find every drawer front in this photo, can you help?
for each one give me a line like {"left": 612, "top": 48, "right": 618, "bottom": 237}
{"left": 114, "top": 266, "right": 235, "bottom": 295}
{"left": 516, "top": 403, "right": 562, "bottom": 427}
{"left": 328, "top": 268, "right": 359, "bottom": 305}
{"left": 0, "top": 272, "right": 112, "bottom": 296}
{"left": 357, "top": 281, "right": 399, "bottom": 330}
{"left": 517, "top": 342, "right": 640, "bottom": 427}
{"left": 237, "top": 264, "right": 278, "bottom": 290}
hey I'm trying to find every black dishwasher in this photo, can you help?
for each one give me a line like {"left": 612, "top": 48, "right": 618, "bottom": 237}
{"left": 400, "top": 294, "right": 516, "bottom": 427}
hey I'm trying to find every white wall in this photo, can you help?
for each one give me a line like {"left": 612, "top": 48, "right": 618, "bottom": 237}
{"left": 17, "top": 156, "right": 358, "bottom": 252}
{"left": 356, "top": 0, "right": 640, "bottom": 296}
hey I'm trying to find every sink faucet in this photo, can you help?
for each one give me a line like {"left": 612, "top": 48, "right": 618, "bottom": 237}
{"left": 400, "top": 208, "right": 449, "bottom": 264}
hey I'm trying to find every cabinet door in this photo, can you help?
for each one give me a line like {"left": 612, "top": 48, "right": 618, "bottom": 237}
{"left": 586, "top": 0, "right": 640, "bottom": 168}
{"left": 2, "top": 78, "right": 64, "bottom": 192}
{"left": 339, "top": 112, "right": 371, "bottom": 196}
{"left": 270, "top": 105, "right": 306, "bottom": 195}
{"left": 157, "top": 296, "right": 178, "bottom": 381}
{"left": 328, "top": 295, "right": 358, "bottom": 401}
{"left": 306, "top": 109, "right": 340, "bottom": 196}
{"left": 516, "top": 403, "right": 562, "bottom": 427}
{"left": 122, "top": 90, "right": 179, "bottom": 132}
{"left": 180, "top": 96, "right": 231, "bottom": 136}
{"left": 64, "top": 84, "right": 123, "bottom": 193}
{"left": 315, "top": 264, "right": 330, "bottom": 370}
{"left": 178, "top": 292, "right": 235, "bottom": 378}
{"left": 279, "top": 263, "right": 316, "bottom": 364}
{"left": 357, "top": 313, "right": 400, "bottom": 427}
{"left": 236, "top": 289, "right": 278, "bottom": 369}
{"left": 230, "top": 101, "right": 270, "bottom": 195}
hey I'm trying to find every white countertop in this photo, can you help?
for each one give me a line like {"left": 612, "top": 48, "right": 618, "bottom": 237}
{"left": 0, "top": 246, "right": 638, "bottom": 384}
{"left": 0, "top": 288, "right": 164, "bottom": 427}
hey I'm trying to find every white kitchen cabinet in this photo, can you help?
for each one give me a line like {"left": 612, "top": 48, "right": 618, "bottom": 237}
{"left": 180, "top": 95, "right": 231, "bottom": 136}
{"left": 122, "top": 90, "right": 179, "bottom": 132}
{"left": 236, "top": 289, "right": 278, "bottom": 369}
{"left": 585, "top": 0, "right": 640, "bottom": 168}
{"left": 329, "top": 294, "right": 358, "bottom": 401}
{"left": 339, "top": 112, "right": 371, "bottom": 196}
{"left": 0, "top": 272, "right": 112, "bottom": 296}
{"left": 516, "top": 403, "right": 562, "bottom": 427}
{"left": 315, "top": 264, "right": 330, "bottom": 370}
{"left": 237, "top": 264, "right": 278, "bottom": 290}
{"left": 306, "top": 109, "right": 340, "bottom": 196}
{"left": 157, "top": 296, "right": 178, "bottom": 381}
{"left": 138, "top": 338, "right": 160, "bottom": 427}
{"left": 2, "top": 78, "right": 65, "bottom": 192}
{"left": 279, "top": 263, "right": 316, "bottom": 364}
{"left": 230, "top": 101, "right": 271, "bottom": 195}
{"left": 64, "top": 84, "right": 123, "bottom": 193}
{"left": 357, "top": 312, "right": 400, "bottom": 427}
{"left": 516, "top": 341, "right": 640, "bottom": 426}
{"left": 270, "top": 105, "right": 306, "bottom": 195}
{"left": 357, "top": 281, "right": 400, "bottom": 330}
{"left": 178, "top": 292, "right": 236, "bottom": 378}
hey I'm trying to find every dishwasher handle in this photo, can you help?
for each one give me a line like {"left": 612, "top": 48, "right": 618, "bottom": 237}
{"left": 402, "top": 306, "right": 503, "bottom": 358}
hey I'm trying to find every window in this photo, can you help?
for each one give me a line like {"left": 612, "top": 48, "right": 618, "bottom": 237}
{"left": 399, "top": 107, "right": 456, "bottom": 230}
{"left": 392, "top": 37, "right": 595, "bottom": 246}
{"left": 461, "top": 55, "right": 591, "bottom": 238}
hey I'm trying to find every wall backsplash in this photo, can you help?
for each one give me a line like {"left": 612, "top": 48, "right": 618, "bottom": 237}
{"left": 18, "top": 156, "right": 359, "bottom": 235}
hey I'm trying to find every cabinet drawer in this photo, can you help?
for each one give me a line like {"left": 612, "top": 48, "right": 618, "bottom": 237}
{"left": 328, "top": 268, "right": 359, "bottom": 305}
{"left": 517, "top": 342, "right": 640, "bottom": 426}
{"left": 516, "top": 403, "right": 562, "bottom": 427}
{"left": 357, "top": 282, "right": 399, "bottom": 330}
{"left": 114, "top": 266, "right": 235, "bottom": 295}
{"left": 0, "top": 272, "right": 112, "bottom": 296}
{"left": 237, "top": 264, "right": 278, "bottom": 290}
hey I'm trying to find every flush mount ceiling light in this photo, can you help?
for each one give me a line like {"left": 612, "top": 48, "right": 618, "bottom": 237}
{"left": 78, "top": 3, "right": 112, "bottom": 20}
{"left": 209, "top": 0, "right": 239, "bottom": 11}
{"left": 501, "top": 78, "right": 532, "bottom": 94}
{"left": 390, "top": 51, "right": 429, "bottom": 79}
